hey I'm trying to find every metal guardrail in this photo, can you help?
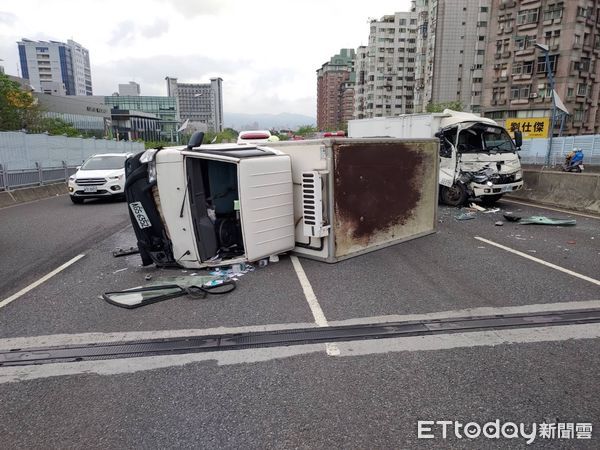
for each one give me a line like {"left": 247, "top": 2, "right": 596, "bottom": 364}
{"left": 0, "top": 162, "right": 78, "bottom": 191}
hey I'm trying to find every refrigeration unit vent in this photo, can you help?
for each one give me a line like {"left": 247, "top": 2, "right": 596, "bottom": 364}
{"left": 301, "top": 171, "right": 329, "bottom": 237}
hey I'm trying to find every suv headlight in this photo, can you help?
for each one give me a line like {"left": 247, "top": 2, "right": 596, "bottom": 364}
{"left": 148, "top": 160, "right": 157, "bottom": 183}
{"left": 69, "top": 175, "right": 75, "bottom": 181}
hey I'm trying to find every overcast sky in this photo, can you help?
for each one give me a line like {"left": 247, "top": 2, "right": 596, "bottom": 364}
{"left": 0, "top": 0, "right": 412, "bottom": 117}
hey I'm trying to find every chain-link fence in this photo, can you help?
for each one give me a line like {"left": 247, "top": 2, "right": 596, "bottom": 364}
{"left": 0, "top": 132, "right": 144, "bottom": 191}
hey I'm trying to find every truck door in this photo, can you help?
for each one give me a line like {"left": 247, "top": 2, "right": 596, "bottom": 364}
{"left": 238, "top": 156, "right": 295, "bottom": 261}
{"left": 438, "top": 127, "right": 457, "bottom": 187}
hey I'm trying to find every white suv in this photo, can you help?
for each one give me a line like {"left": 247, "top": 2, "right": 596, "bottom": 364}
{"left": 68, "top": 153, "right": 132, "bottom": 204}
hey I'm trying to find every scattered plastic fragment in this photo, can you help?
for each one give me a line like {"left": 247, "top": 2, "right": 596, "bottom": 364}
{"left": 113, "top": 268, "right": 128, "bottom": 274}
{"left": 495, "top": 221, "right": 503, "bottom": 226}
{"left": 483, "top": 208, "right": 500, "bottom": 214}
{"left": 269, "top": 255, "right": 280, "bottom": 263}
{"left": 470, "top": 203, "right": 486, "bottom": 212}
{"left": 112, "top": 246, "right": 139, "bottom": 257}
{"left": 144, "top": 274, "right": 152, "bottom": 281}
{"left": 502, "top": 215, "right": 576, "bottom": 226}
{"left": 258, "top": 259, "right": 269, "bottom": 268}
{"left": 455, "top": 212, "right": 476, "bottom": 221}
{"left": 567, "top": 240, "right": 576, "bottom": 245}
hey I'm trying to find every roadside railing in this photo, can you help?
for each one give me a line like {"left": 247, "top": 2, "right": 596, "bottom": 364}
{"left": 0, "top": 162, "right": 78, "bottom": 191}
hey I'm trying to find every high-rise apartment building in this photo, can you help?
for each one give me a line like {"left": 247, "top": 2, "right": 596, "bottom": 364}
{"left": 316, "top": 49, "right": 355, "bottom": 130}
{"left": 17, "top": 38, "right": 92, "bottom": 96}
{"left": 481, "top": 0, "right": 600, "bottom": 135}
{"left": 165, "top": 76, "right": 223, "bottom": 132}
{"left": 354, "top": 12, "right": 418, "bottom": 119}
{"left": 412, "top": 0, "right": 491, "bottom": 113}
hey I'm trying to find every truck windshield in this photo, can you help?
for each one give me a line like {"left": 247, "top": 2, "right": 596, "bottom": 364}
{"left": 81, "top": 155, "right": 127, "bottom": 170}
{"left": 482, "top": 127, "right": 515, "bottom": 153}
{"left": 457, "top": 125, "right": 515, "bottom": 154}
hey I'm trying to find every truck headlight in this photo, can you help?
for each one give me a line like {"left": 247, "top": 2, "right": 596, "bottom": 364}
{"left": 515, "top": 170, "right": 523, "bottom": 181}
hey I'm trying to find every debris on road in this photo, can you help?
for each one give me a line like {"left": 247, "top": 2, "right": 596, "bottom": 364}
{"left": 455, "top": 212, "right": 476, "bottom": 221}
{"left": 209, "top": 263, "right": 255, "bottom": 280}
{"left": 144, "top": 274, "right": 152, "bottom": 281}
{"left": 502, "top": 215, "right": 576, "bottom": 226}
{"left": 112, "top": 246, "right": 140, "bottom": 257}
{"left": 103, "top": 274, "right": 236, "bottom": 309}
{"left": 483, "top": 208, "right": 500, "bottom": 214}
{"left": 469, "top": 203, "right": 487, "bottom": 212}
{"left": 113, "top": 268, "right": 128, "bottom": 274}
{"left": 567, "top": 240, "right": 576, "bottom": 245}
{"left": 495, "top": 221, "right": 504, "bottom": 226}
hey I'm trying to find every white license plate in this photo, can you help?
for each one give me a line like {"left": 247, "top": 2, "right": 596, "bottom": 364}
{"left": 84, "top": 186, "right": 98, "bottom": 193}
{"left": 501, "top": 185, "right": 513, "bottom": 193}
{"left": 129, "top": 202, "right": 152, "bottom": 229}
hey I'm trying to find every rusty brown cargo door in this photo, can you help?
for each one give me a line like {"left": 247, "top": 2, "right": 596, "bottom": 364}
{"left": 332, "top": 140, "right": 438, "bottom": 259}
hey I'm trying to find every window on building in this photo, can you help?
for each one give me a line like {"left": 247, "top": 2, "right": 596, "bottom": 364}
{"left": 574, "top": 58, "right": 591, "bottom": 71}
{"left": 510, "top": 85, "right": 531, "bottom": 99}
{"left": 480, "top": 6, "right": 488, "bottom": 12}
{"left": 536, "top": 55, "right": 558, "bottom": 74}
{"left": 477, "top": 21, "right": 488, "bottom": 27}
{"left": 517, "top": 9, "right": 539, "bottom": 25}
{"left": 543, "top": 3, "right": 563, "bottom": 21}
{"left": 514, "top": 35, "right": 534, "bottom": 51}
{"left": 577, "top": 84, "right": 588, "bottom": 96}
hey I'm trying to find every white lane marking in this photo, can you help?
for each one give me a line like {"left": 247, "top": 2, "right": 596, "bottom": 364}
{"left": 290, "top": 255, "right": 339, "bottom": 356}
{"left": 503, "top": 198, "right": 600, "bottom": 220}
{"left": 328, "top": 299, "right": 600, "bottom": 328}
{"left": 0, "top": 254, "right": 86, "bottom": 309}
{"left": 3, "top": 299, "right": 599, "bottom": 352}
{"left": 475, "top": 236, "right": 600, "bottom": 286}
{"left": 1, "top": 323, "right": 598, "bottom": 385}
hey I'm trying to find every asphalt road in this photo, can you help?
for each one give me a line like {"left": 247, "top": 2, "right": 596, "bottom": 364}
{"left": 0, "top": 195, "right": 131, "bottom": 299}
{"left": 0, "top": 195, "right": 598, "bottom": 448}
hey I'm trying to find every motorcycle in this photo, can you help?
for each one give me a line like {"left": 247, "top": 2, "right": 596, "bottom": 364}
{"left": 562, "top": 149, "right": 584, "bottom": 173}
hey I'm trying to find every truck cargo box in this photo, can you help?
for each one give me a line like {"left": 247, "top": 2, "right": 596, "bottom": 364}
{"left": 269, "top": 138, "right": 439, "bottom": 262}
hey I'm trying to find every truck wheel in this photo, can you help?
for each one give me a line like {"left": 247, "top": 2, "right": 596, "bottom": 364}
{"left": 70, "top": 196, "right": 84, "bottom": 204}
{"left": 480, "top": 194, "right": 503, "bottom": 206}
{"left": 440, "top": 184, "right": 467, "bottom": 207}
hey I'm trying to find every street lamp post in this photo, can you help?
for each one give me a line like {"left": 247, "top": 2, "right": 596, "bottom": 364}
{"left": 535, "top": 43, "right": 556, "bottom": 166}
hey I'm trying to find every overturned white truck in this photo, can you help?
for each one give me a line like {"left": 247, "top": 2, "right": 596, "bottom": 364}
{"left": 125, "top": 135, "right": 439, "bottom": 268}
{"left": 348, "top": 110, "right": 524, "bottom": 206}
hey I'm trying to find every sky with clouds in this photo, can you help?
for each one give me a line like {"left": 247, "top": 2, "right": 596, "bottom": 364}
{"left": 0, "top": 0, "right": 412, "bottom": 117}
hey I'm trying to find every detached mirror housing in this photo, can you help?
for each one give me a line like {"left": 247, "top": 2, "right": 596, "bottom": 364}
{"left": 514, "top": 130, "right": 523, "bottom": 149}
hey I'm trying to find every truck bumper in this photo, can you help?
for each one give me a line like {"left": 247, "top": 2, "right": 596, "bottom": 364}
{"left": 472, "top": 180, "right": 523, "bottom": 197}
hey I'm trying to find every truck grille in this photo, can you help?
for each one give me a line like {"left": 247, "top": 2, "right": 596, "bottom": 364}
{"left": 496, "top": 173, "right": 516, "bottom": 184}
{"left": 76, "top": 178, "right": 107, "bottom": 186}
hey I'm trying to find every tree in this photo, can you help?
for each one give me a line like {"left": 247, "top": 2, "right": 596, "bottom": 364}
{"left": 0, "top": 72, "right": 40, "bottom": 130}
{"left": 35, "top": 117, "right": 81, "bottom": 137}
{"left": 426, "top": 101, "right": 464, "bottom": 113}
{"left": 295, "top": 125, "right": 317, "bottom": 137}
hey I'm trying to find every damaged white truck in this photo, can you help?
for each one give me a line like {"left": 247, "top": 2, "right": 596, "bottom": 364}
{"left": 348, "top": 110, "right": 524, "bottom": 206}
{"left": 124, "top": 134, "right": 439, "bottom": 268}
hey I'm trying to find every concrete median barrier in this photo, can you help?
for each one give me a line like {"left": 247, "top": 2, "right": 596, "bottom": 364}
{"left": 507, "top": 169, "right": 600, "bottom": 214}
{"left": 0, "top": 183, "right": 68, "bottom": 208}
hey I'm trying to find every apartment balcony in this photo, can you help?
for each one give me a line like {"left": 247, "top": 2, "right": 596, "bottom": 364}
{"left": 517, "top": 22, "right": 538, "bottom": 32}
{"left": 510, "top": 99, "right": 530, "bottom": 105}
